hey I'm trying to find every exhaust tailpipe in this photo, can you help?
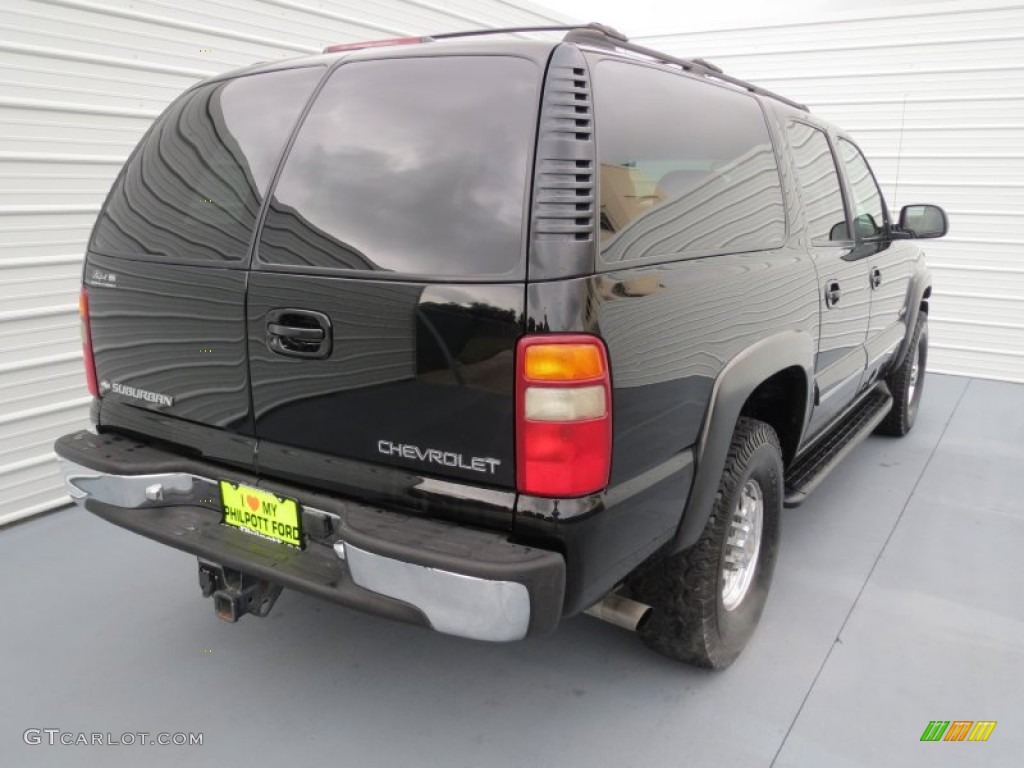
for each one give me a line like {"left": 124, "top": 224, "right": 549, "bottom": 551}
{"left": 584, "top": 593, "right": 651, "bottom": 632}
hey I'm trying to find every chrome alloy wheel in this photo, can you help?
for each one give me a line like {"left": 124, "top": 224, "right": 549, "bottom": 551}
{"left": 722, "top": 479, "right": 763, "bottom": 611}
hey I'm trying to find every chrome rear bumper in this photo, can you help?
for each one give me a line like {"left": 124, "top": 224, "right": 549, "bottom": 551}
{"left": 57, "top": 444, "right": 564, "bottom": 642}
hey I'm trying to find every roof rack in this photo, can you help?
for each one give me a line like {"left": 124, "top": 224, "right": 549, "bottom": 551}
{"left": 432, "top": 23, "right": 807, "bottom": 111}
{"left": 321, "top": 22, "right": 807, "bottom": 112}
{"left": 322, "top": 23, "right": 624, "bottom": 54}
{"left": 429, "top": 22, "right": 629, "bottom": 42}
{"left": 561, "top": 27, "right": 808, "bottom": 112}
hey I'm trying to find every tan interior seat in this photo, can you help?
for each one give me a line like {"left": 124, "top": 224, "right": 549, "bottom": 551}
{"left": 600, "top": 164, "right": 665, "bottom": 239}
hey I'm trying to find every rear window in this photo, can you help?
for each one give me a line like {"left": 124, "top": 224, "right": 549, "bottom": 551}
{"left": 786, "top": 122, "right": 849, "bottom": 244}
{"left": 256, "top": 56, "right": 538, "bottom": 279}
{"left": 91, "top": 67, "right": 323, "bottom": 264}
{"left": 594, "top": 60, "right": 786, "bottom": 263}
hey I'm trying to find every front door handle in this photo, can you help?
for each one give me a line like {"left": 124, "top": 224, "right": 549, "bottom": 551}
{"left": 266, "top": 309, "right": 332, "bottom": 359}
{"left": 870, "top": 267, "right": 882, "bottom": 289}
{"left": 824, "top": 281, "right": 841, "bottom": 308}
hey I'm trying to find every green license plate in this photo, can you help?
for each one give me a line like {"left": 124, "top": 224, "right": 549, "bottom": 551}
{"left": 220, "top": 481, "right": 303, "bottom": 548}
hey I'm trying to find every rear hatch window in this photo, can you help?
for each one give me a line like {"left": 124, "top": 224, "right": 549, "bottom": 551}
{"left": 91, "top": 67, "right": 323, "bottom": 265}
{"left": 257, "top": 56, "right": 539, "bottom": 280}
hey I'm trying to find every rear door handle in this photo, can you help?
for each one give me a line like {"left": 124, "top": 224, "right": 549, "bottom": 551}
{"left": 266, "top": 309, "right": 332, "bottom": 359}
{"left": 267, "top": 324, "right": 324, "bottom": 341}
{"left": 824, "top": 281, "right": 841, "bottom": 308}
{"left": 870, "top": 267, "right": 882, "bottom": 289}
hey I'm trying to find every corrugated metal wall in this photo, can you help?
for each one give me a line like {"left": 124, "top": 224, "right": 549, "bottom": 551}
{"left": 637, "top": 1, "right": 1024, "bottom": 385}
{"left": 0, "top": 0, "right": 568, "bottom": 526}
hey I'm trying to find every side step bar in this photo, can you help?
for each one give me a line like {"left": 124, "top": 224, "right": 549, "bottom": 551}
{"left": 784, "top": 383, "right": 893, "bottom": 507}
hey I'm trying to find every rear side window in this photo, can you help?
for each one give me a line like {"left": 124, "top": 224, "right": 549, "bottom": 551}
{"left": 594, "top": 61, "right": 785, "bottom": 263}
{"left": 786, "top": 122, "right": 849, "bottom": 243}
{"left": 257, "top": 56, "right": 539, "bottom": 278}
{"left": 91, "top": 67, "right": 323, "bottom": 264}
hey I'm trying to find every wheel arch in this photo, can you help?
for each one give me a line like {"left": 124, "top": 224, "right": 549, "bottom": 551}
{"left": 740, "top": 366, "right": 807, "bottom": 466}
{"left": 894, "top": 265, "right": 932, "bottom": 370}
{"left": 671, "top": 330, "right": 815, "bottom": 552}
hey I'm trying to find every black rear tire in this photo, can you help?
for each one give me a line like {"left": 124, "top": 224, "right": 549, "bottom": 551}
{"left": 627, "top": 418, "right": 782, "bottom": 669}
{"left": 876, "top": 314, "right": 927, "bottom": 437}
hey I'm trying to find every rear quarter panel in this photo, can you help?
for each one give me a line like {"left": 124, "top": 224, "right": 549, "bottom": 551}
{"left": 519, "top": 243, "right": 819, "bottom": 613}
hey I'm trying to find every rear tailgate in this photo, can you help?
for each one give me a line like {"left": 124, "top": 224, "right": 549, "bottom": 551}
{"left": 247, "top": 54, "right": 539, "bottom": 496}
{"left": 85, "top": 67, "right": 324, "bottom": 465}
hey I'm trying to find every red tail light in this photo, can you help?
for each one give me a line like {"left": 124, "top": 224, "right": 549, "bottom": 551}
{"left": 323, "top": 37, "right": 431, "bottom": 53}
{"left": 516, "top": 335, "right": 612, "bottom": 497}
{"left": 79, "top": 286, "right": 99, "bottom": 398}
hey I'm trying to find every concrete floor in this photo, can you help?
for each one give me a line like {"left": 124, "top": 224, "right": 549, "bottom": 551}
{"left": 1, "top": 374, "right": 1021, "bottom": 768}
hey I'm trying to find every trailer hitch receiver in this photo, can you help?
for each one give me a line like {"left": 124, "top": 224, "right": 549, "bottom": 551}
{"left": 198, "top": 560, "right": 283, "bottom": 622}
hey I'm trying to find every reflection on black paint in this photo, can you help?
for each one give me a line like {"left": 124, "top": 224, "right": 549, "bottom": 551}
{"left": 86, "top": 253, "right": 253, "bottom": 432}
{"left": 416, "top": 299, "right": 520, "bottom": 394}
{"left": 257, "top": 56, "right": 538, "bottom": 278}
{"left": 91, "top": 67, "right": 323, "bottom": 263}
{"left": 246, "top": 275, "right": 524, "bottom": 487}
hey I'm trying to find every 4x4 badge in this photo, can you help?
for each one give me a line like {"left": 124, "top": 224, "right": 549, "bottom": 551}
{"left": 90, "top": 269, "right": 118, "bottom": 288}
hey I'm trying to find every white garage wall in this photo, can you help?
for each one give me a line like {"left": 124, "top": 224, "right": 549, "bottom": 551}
{"left": 0, "top": 0, "right": 569, "bottom": 526}
{"left": 633, "top": 1, "right": 1024, "bottom": 384}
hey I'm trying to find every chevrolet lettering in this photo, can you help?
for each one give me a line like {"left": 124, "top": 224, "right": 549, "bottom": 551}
{"left": 56, "top": 24, "right": 944, "bottom": 668}
{"left": 377, "top": 441, "right": 501, "bottom": 475}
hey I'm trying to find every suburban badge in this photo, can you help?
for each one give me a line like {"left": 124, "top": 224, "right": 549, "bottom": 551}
{"left": 105, "top": 381, "right": 174, "bottom": 407}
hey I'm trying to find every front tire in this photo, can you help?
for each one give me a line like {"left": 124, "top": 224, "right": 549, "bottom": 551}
{"left": 876, "top": 314, "right": 928, "bottom": 437}
{"left": 628, "top": 418, "right": 783, "bottom": 669}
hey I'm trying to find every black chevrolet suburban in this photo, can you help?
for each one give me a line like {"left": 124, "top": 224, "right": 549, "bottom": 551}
{"left": 55, "top": 24, "right": 947, "bottom": 668}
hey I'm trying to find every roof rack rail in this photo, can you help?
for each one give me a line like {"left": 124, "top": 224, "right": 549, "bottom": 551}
{"left": 562, "top": 27, "right": 808, "bottom": 112}
{"left": 320, "top": 22, "right": 806, "bottom": 112}
{"left": 429, "top": 22, "right": 628, "bottom": 42}
{"left": 322, "top": 23, "right": 626, "bottom": 54}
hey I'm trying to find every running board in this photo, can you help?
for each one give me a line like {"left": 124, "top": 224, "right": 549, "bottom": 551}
{"left": 784, "top": 384, "right": 893, "bottom": 507}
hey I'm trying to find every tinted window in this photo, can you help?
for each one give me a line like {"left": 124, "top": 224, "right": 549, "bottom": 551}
{"left": 91, "top": 68, "right": 323, "bottom": 263}
{"left": 786, "top": 122, "right": 848, "bottom": 243}
{"left": 257, "top": 56, "right": 538, "bottom": 278}
{"left": 595, "top": 61, "right": 785, "bottom": 262}
{"left": 838, "top": 139, "right": 887, "bottom": 239}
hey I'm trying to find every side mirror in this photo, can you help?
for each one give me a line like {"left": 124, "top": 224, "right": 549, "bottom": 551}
{"left": 899, "top": 204, "right": 948, "bottom": 239}
{"left": 854, "top": 213, "right": 881, "bottom": 239}
{"left": 829, "top": 221, "right": 849, "bottom": 241}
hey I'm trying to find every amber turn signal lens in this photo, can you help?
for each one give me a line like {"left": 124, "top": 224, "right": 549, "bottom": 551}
{"left": 523, "top": 343, "right": 605, "bottom": 381}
